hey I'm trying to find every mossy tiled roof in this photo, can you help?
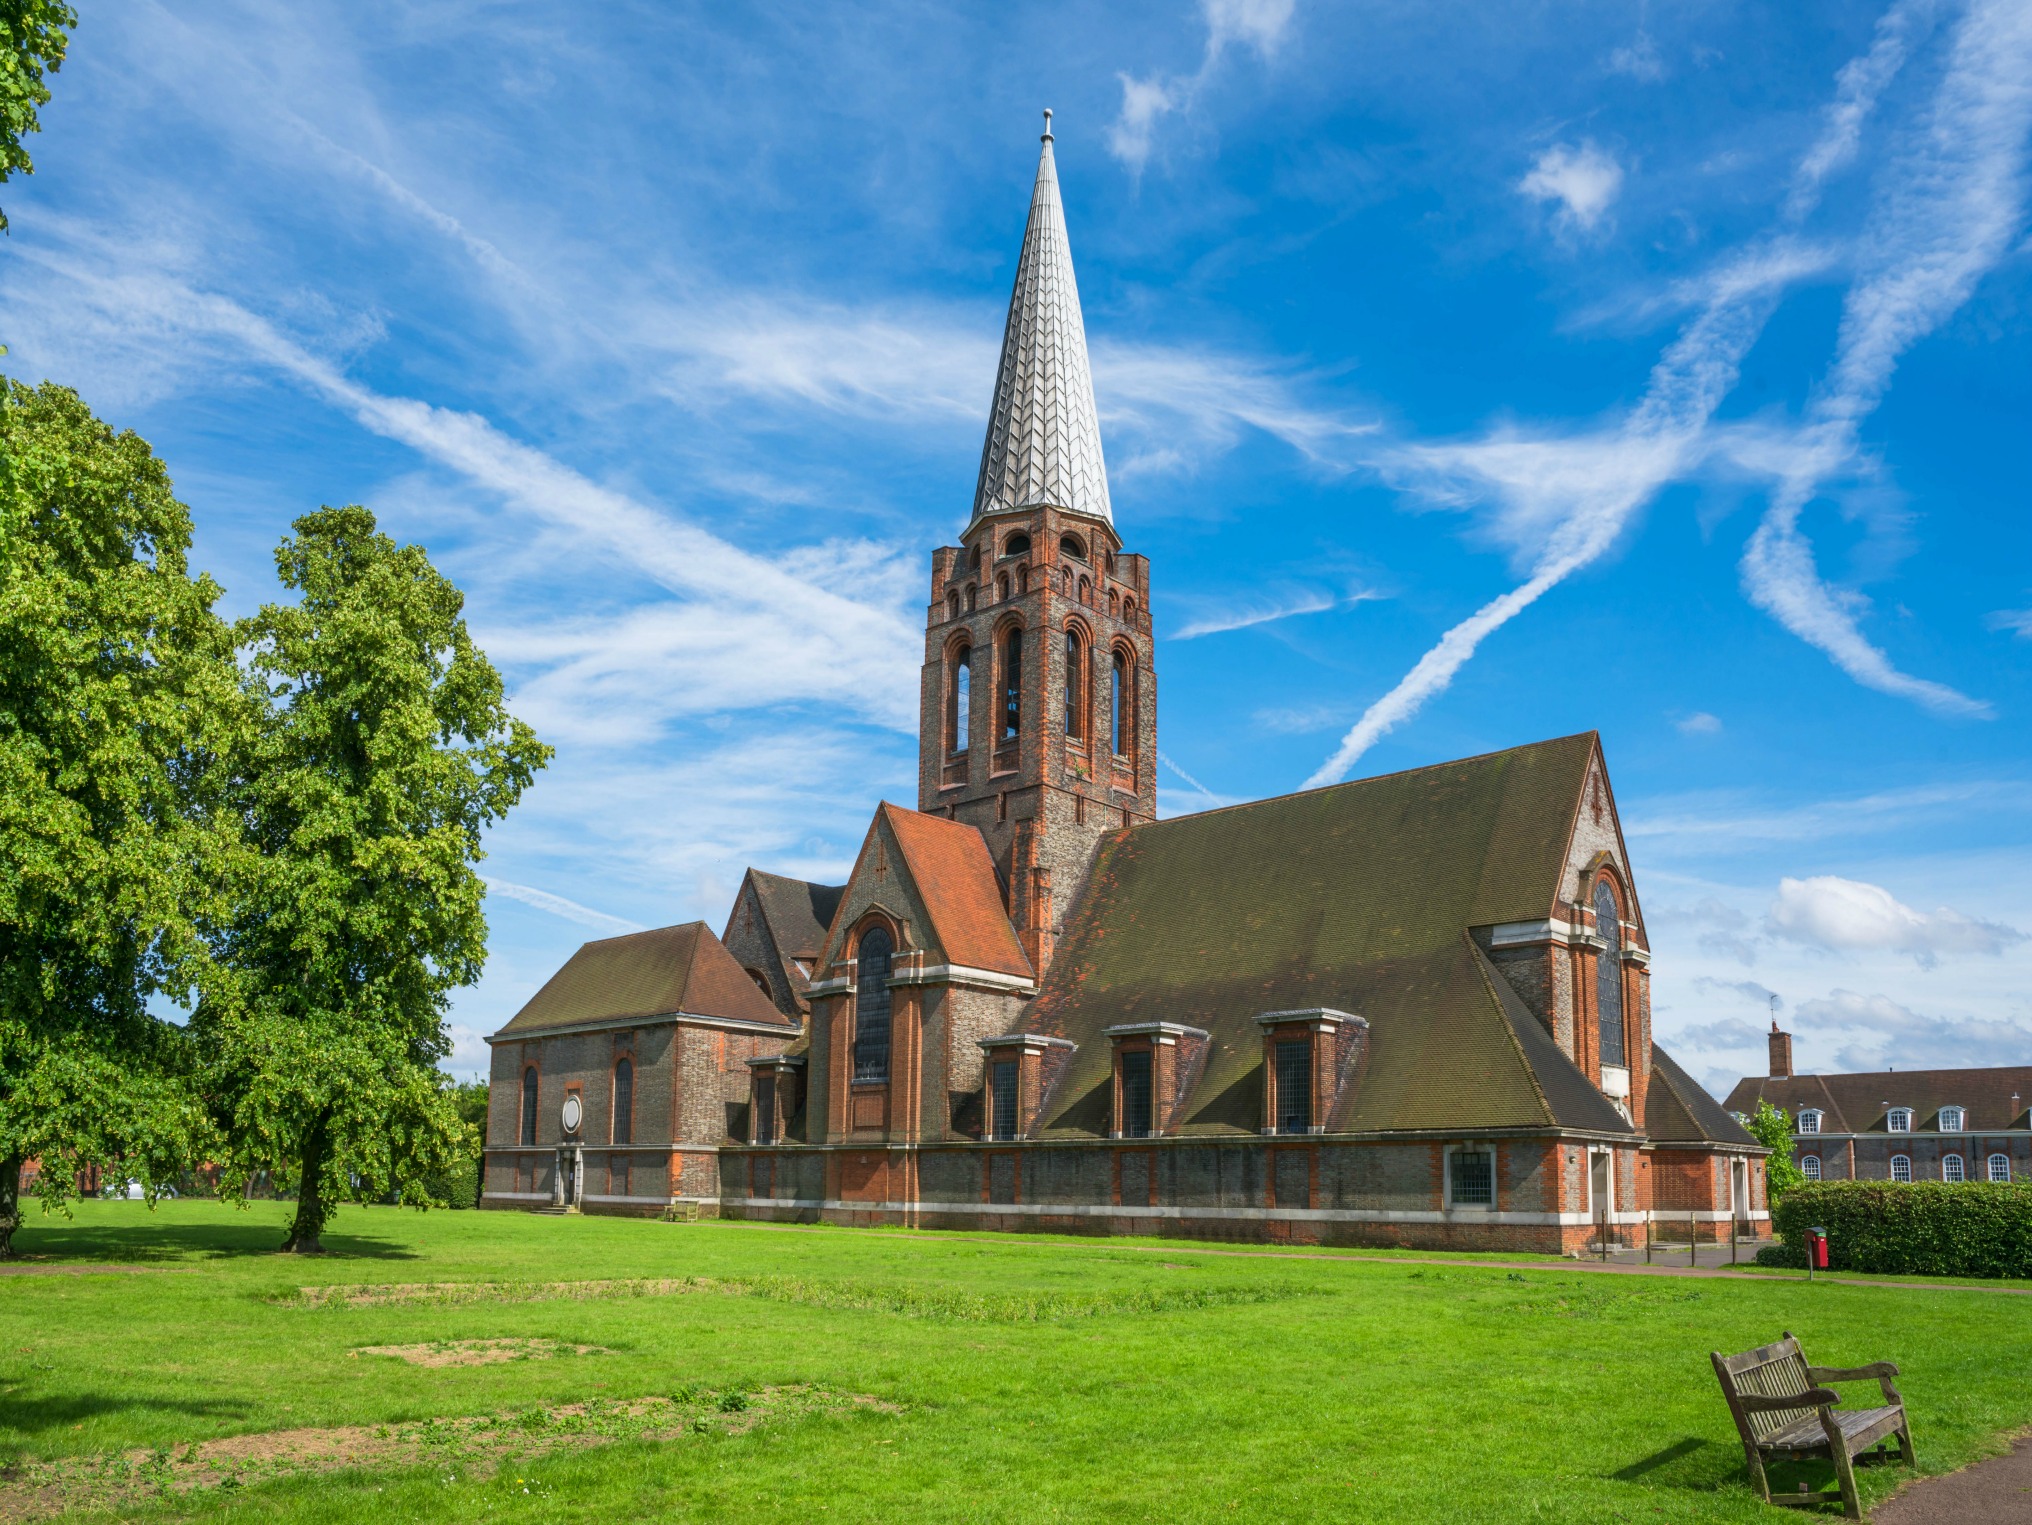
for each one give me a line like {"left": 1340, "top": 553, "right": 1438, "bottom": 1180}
{"left": 493, "top": 921, "right": 792, "bottom": 1037}
{"left": 1648, "top": 1045, "right": 1757, "bottom": 1146}
{"left": 1026, "top": 733, "right": 1633, "bottom": 1137}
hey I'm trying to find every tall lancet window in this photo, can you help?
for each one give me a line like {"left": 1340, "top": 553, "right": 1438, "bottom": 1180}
{"left": 1111, "top": 653, "right": 1129, "bottom": 756}
{"left": 951, "top": 645, "right": 971, "bottom": 753}
{"left": 1002, "top": 629, "right": 1022, "bottom": 739}
{"left": 853, "top": 926, "right": 894, "bottom": 1082}
{"left": 1064, "top": 630, "right": 1083, "bottom": 739}
{"left": 1595, "top": 880, "right": 1625, "bottom": 1068}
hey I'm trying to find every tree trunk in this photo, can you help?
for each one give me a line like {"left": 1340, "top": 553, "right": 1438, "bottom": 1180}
{"left": 0, "top": 1155, "right": 22, "bottom": 1260}
{"left": 281, "top": 1116, "right": 332, "bottom": 1254}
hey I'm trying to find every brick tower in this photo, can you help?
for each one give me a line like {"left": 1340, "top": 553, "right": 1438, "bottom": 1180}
{"left": 917, "top": 112, "right": 1157, "bottom": 976}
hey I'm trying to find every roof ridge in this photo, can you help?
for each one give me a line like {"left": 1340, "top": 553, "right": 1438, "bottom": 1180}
{"left": 1137, "top": 731, "right": 1601, "bottom": 832}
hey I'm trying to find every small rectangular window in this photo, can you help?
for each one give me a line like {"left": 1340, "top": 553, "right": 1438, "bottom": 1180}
{"left": 1887, "top": 1108, "right": 1912, "bottom": 1133}
{"left": 1939, "top": 1107, "right": 1964, "bottom": 1132}
{"left": 1274, "top": 1040, "right": 1312, "bottom": 1135}
{"left": 1120, "top": 1050, "right": 1153, "bottom": 1139}
{"left": 992, "top": 1059, "right": 1019, "bottom": 1142}
{"left": 1450, "top": 1149, "right": 1494, "bottom": 1206}
{"left": 1796, "top": 1111, "right": 1820, "bottom": 1134}
{"left": 754, "top": 1075, "right": 775, "bottom": 1144}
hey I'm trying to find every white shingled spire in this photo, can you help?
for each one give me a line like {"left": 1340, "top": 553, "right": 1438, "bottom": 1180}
{"left": 969, "top": 110, "right": 1113, "bottom": 529}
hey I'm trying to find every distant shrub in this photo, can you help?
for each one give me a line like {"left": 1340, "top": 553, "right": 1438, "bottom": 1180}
{"left": 1770, "top": 1181, "right": 2032, "bottom": 1278}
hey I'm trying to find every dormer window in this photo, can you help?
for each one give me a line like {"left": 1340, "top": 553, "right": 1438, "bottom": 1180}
{"left": 1887, "top": 1108, "right": 1913, "bottom": 1133}
{"left": 1797, "top": 1110, "right": 1822, "bottom": 1135}
{"left": 1939, "top": 1106, "right": 1965, "bottom": 1132}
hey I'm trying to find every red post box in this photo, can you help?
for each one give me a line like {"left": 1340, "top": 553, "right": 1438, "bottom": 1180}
{"left": 1805, "top": 1226, "right": 1829, "bottom": 1275}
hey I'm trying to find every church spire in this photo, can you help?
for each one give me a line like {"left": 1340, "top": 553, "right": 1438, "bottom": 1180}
{"left": 970, "top": 110, "right": 1113, "bottom": 530}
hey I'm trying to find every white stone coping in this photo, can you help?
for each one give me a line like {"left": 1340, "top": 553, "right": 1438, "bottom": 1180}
{"left": 745, "top": 1053, "right": 808, "bottom": 1069}
{"left": 1253, "top": 1007, "right": 1364, "bottom": 1029}
{"left": 1101, "top": 1021, "right": 1211, "bottom": 1042}
{"left": 738, "top": 1198, "right": 1767, "bottom": 1227}
{"left": 808, "top": 964, "right": 1036, "bottom": 997}
{"left": 978, "top": 1032, "right": 1077, "bottom": 1051}
{"left": 1599, "top": 1064, "right": 1631, "bottom": 1100}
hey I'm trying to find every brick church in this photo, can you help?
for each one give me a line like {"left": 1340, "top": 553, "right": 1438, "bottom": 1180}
{"left": 482, "top": 119, "right": 1767, "bottom": 1254}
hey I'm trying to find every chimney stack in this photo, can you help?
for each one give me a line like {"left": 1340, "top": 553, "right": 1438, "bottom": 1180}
{"left": 1768, "top": 1021, "right": 1793, "bottom": 1079}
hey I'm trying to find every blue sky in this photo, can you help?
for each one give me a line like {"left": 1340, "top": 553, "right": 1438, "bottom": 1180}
{"left": 3, "top": 1, "right": 2030, "bottom": 1098}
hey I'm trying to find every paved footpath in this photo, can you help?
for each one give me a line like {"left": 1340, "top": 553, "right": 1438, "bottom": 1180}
{"left": 1872, "top": 1432, "right": 2032, "bottom": 1524}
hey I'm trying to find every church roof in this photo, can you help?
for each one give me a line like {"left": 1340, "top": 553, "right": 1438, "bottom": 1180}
{"left": 492, "top": 921, "right": 793, "bottom": 1038}
{"left": 741, "top": 869, "right": 844, "bottom": 963}
{"left": 1023, "top": 733, "right": 1638, "bottom": 1137}
{"left": 1647, "top": 1045, "right": 1758, "bottom": 1147}
{"left": 879, "top": 804, "right": 1033, "bottom": 979}
{"left": 970, "top": 114, "right": 1112, "bottom": 531}
{"left": 1723, "top": 1066, "right": 2032, "bottom": 1133}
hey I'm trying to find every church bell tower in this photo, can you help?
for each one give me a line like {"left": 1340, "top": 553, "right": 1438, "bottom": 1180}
{"left": 916, "top": 112, "right": 1158, "bottom": 975}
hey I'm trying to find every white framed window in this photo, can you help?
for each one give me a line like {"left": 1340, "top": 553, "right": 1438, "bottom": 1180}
{"left": 1943, "top": 1154, "right": 1965, "bottom": 1183}
{"left": 1891, "top": 1154, "right": 1912, "bottom": 1183}
{"left": 1939, "top": 1106, "right": 1965, "bottom": 1132}
{"left": 1797, "top": 1110, "right": 1822, "bottom": 1134}
{"left": 1989, "top": 1153, "right": 2012, "bottom": 1183}
{"left": 1887, "top": 1108, "right": 1913, "bottom": 1133}
{"left": 1445, "top": 1145, "right": 1496, "bottom": 1209}
{"left": 1801, "top": 1154, "right": 1822, "bottom": 1181}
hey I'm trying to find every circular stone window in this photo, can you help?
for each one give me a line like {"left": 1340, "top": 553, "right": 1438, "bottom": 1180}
{"left": 560, "top": 1094, "right": 584, "bottom": 1134}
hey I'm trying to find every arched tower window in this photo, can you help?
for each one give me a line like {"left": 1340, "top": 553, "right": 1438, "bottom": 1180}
{"left": 1112, "top": 651, "right": 1130, "bottom": 756}
{"left": 1001, "top": 628, "right": 1022, "bottom": 739}
{"left": 1061, "top": 566, "right": 1073, "bottom": 595}
{"left": 1004, "top": 531, "right": 1030, "bottom": 558}
{"left": 1064, "top": 629, "right": 1083, "bottom": 739}
{"left": 1595, "top": 879, "right": 1625, "bottom": 1068}
{"left": 946, "top": 589, "right": 960, "bottom": 621}
{"left": 520, "top": 1066, "right": 539, "bottom": 1146}
{"left": 1123, "top": 597, "right": 1137, "bottom": 626}
{"left": 965, "top": 583, "right": 977, "bottom": 612}
{"left": 950, "top": 643, "right": 971, "bottom": 753}
{"left": 852, "top": 926, "right": 894, "bottom": 1082}
{"left": 1017, "top": 564, "right": 1030, "bottom": 594}
{"left": 1060, "top": 533, "right": 1086, "bottom": 562}
{"left": 612, "top": 1057, "right": 633, "bottom": 1145}
{"left": 1108, "top": 589, "right": 1119, "bottom": 617}
{"left": 996, "top": 573, "right": 1009, "bottom": 602}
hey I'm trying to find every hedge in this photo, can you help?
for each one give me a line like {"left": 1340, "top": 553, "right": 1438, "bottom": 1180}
{"left": 1759, "top": 1180, "right": 2032, "bottom": 1278}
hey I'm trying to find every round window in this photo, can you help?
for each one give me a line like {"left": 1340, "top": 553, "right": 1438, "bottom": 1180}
{"left": 560, "top": 1094, "right": 584, "bottom": 1134}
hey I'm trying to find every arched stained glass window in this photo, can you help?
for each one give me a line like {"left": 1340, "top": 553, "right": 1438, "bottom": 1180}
{"left": 1111, "top": 653, "right": 1129, "bottom": 756}
{"left": 1002, "top": 629, "right": 1022, "bottom": 739}
{"left": 1064, "top": 630, "right": 1082, "bottom": 738}
{"left": 521, "top": 1067, "right": 539, "bottom": 1146}
{"left": 1595, "top": 880, "right": 1625, "bottom": 1068}
{"left": 853, "top": 927, "right": 894, "bottom": 1082}
{"left": 613, "top": 1058, "right": 633, "bottom": 1145}
{"left": 951, "top": 645, "right": 971, "bottom": 753}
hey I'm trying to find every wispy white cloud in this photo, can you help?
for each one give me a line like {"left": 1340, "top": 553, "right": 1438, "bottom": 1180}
{"left": 1108, "top": 0, "right": 1296, "bottom": 171}
{"left": 1988, "top": 608, "right": 2032, "bottom": 638}
{"left": 1604, "top": 32, "right": 1666, "bottom": 83}
{"left": 1767, "top": 874, "right": 2025, "bottom": 967}
{"left": 1518, "top": 141, "right": 1624, "bottom": 233}
{"left": 1674, "top": 711, "right": 1723, "bottom": 735}
{"left": 1306, "top": 5, "right": 1993, "bottom": 788}
{"left": 1792, "top": 987, "right": 2032, "bottom": 1070}
{"left": 1170, "top": 583, "right": 1377, "bottom": 640}
{"left": 1628, "top": 778, "right": 2025, "bottom": 848}
{"left": 483, "top": 878, "right": 645, "bottom": 935}
{"left": 1739, "top": 0, "right": 2029, "bottom": 717}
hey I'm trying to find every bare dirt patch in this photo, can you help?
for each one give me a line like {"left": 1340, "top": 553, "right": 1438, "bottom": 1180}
{"left": 0, "top": 1384, "right": 894, "bottom": 1522}
{"left": 351, "top": 1338, "right": 607, "bottom": 1367}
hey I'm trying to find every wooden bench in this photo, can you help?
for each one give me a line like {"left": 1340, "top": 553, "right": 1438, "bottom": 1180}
{"left": 1710, "top": 1332, "right": 1915, "bottom": 1518}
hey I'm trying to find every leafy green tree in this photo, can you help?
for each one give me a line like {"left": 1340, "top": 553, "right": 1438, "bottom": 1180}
{"left": 0, "top": 2, "right": 77, "bottom": 232}
{"left": 200, "top": 506, "right": 547, "bottom": 1253}
{"left": 1746, "top": 1099, "right": 1806, "bottom": 1203}
{"left": 0, "top": 379, "right": 235, "bottom": 1257}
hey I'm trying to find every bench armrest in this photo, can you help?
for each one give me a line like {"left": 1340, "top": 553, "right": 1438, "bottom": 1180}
{"left": 1736, "top": 1389, "right": 1839, "bottom": 1412}
{"left": 1808, "top": 1363, "right": 1898, "bottom": 1382}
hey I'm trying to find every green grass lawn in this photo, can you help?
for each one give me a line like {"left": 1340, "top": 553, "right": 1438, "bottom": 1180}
{"left": 4, "top": 1202, "right": 2030, "bottom": 1523}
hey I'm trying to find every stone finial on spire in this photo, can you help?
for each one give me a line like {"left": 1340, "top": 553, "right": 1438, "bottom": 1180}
{"left": 968, "top": 114, "right": 1112, "bottom": 529}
